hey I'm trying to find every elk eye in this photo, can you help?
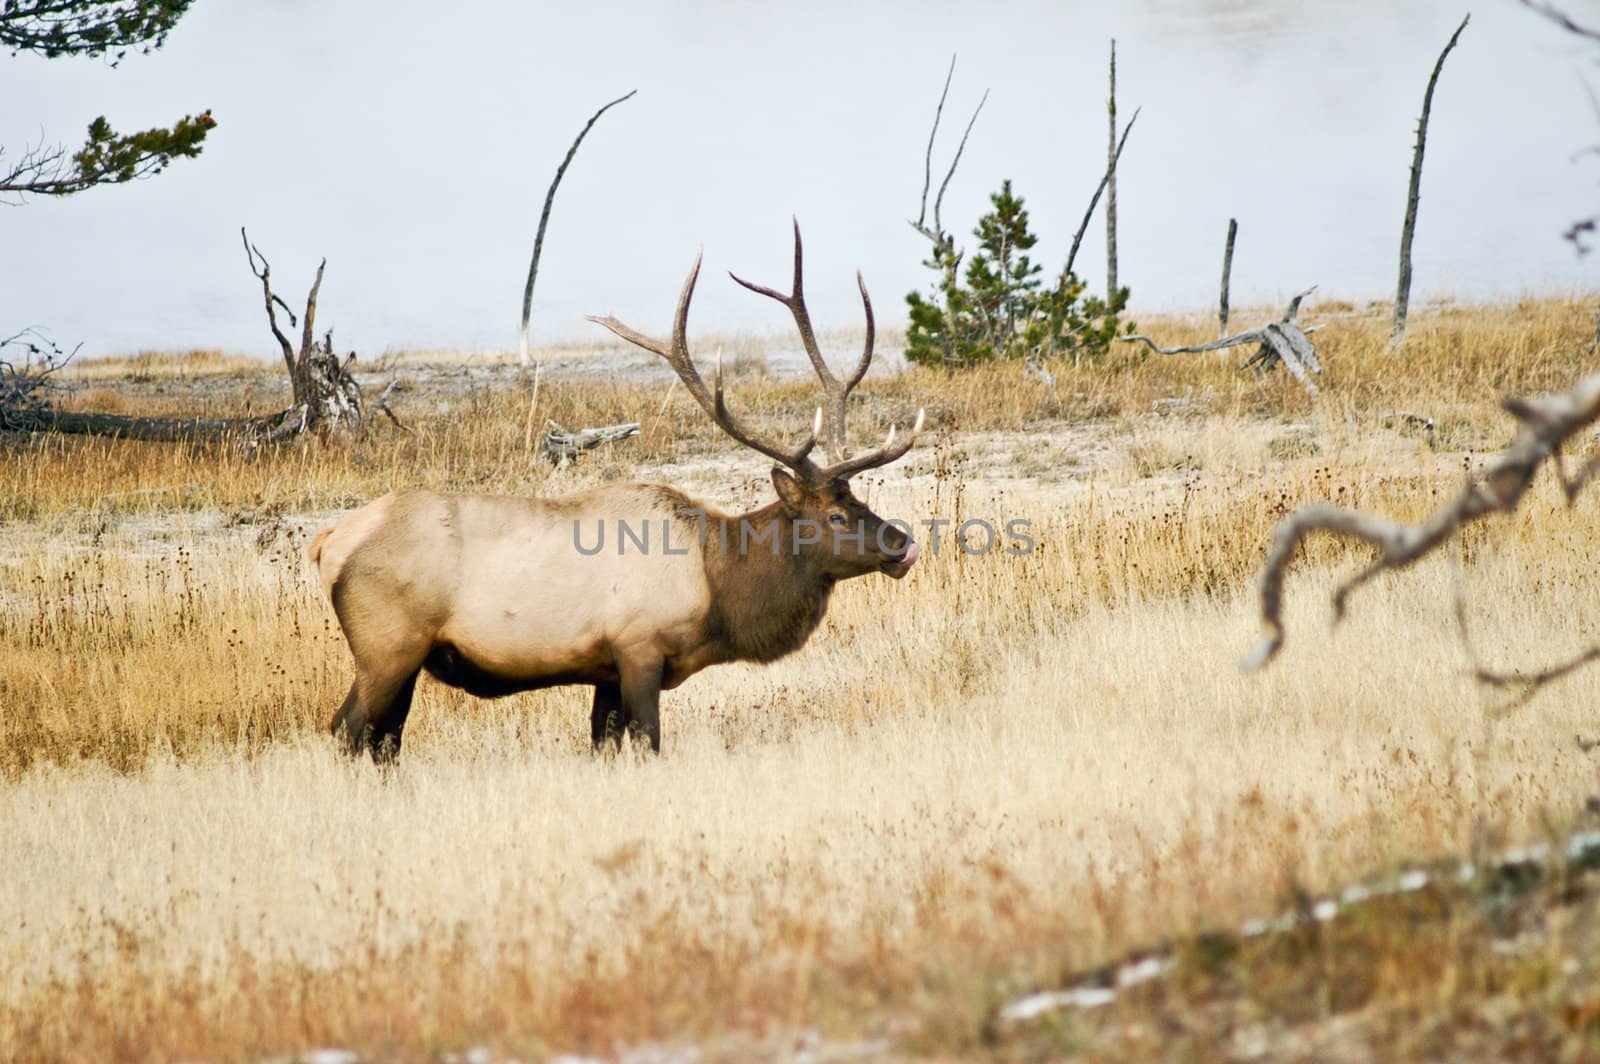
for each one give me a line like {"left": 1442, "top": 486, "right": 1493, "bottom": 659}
{"left": 828, "top": 512, "right": 848, "bottom": 527}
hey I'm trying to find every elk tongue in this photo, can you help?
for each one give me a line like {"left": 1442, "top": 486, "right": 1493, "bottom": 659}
{"left": 902, "top": 541, "right": 920, "bottom": 568}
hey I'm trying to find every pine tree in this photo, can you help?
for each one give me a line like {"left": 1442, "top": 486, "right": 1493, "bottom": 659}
{"left": 905, "top": 179, "right": 1131, "bottom": 367}
{"left": 0, "top": 1, "right": 213, "bottom": 202}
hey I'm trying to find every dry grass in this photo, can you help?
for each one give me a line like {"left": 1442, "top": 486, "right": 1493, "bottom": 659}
{"left": 8, "top": 297, "right": 1592, "bottom": 521}
{"left": 59, "top": 348, "right": 268, "bottom": 381}
{"left": 3, "top": 298, "right": 1600, "bottom": 1061}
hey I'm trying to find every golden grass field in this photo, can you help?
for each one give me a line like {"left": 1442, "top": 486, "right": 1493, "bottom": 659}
{"left": 4, "top": 297, "right": 1600, "bottom": 1061}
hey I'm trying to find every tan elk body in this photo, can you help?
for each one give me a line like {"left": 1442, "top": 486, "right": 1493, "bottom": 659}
{"left": 310, "top": 224, "right": 923, "bottom": 760}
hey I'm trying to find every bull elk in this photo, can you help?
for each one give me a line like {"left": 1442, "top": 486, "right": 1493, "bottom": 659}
{"left": 309, "top": 223, "right": 924, "bottom": 760}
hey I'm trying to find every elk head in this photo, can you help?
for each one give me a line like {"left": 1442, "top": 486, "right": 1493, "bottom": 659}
{"left": 588, "top": 220, "right": 924, "bottom": 579}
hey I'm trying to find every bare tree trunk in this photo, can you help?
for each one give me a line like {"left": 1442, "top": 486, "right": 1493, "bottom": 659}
{"left": 1062, "top": 107, "right": 1139, "bottom": 283}
{"left": 241, "top": 229, "right": 366, "bottom": 435}
{"left": 519, "top": 89, "right": 637, "bottom": 381}
{"left": 1392, "top": 14, "right": 1469, "bottom": 346}
{"left": 1105, "top": 39, "right": 1119, "bottom": 298}
{"left": 1219, "top": 217, "right": 1238, "bottom": 338}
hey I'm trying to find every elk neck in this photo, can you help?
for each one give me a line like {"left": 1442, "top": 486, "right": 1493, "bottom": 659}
{"left": 700, "top": 500, "right": 834, "bottom": 664}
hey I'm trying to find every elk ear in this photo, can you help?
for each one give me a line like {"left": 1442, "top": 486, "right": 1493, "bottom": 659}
{"left": 770, "top": 467, "right": 807, "bottom": 514}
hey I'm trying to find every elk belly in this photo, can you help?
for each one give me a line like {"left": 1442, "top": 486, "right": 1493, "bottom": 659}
{"left": 436, "top": 498, "right": 712, "bottom": 686}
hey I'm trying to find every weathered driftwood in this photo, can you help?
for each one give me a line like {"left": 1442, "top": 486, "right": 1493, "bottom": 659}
{"left": 1392, "top": 14, "right": 1470, "bottom": 345}
{"left": 518, "top": 89, "right": 637, "bottom": 377}
{"left": 1241, "top": 368, "right": 1600, "bottom": 703}
{"left": 1218, "top": 217, "right": 1238, "bottom": 338}
{"left": 541, "top": 420, "right": 640, "bottom": 466}
{"left": 1379, "top": 410, "right": 1437, "bottom": 436}
{"left": 1120, "top": 286, "right": 1323, "bottom": 394}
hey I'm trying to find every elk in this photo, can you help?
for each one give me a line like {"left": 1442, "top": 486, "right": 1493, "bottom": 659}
{"left": 308, "top": 223, "right": 924, "bottom": 761}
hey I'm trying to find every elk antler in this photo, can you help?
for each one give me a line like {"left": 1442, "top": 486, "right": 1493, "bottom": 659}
{"left": 728, "top": 219, "right": 924, "bottom": 482}
{"left": 587, "top": 253, "right": 823, "bottom": 478}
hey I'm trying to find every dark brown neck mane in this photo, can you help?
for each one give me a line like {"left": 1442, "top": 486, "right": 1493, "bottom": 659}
{"left": 701, "top": 502, "right": 833, "bottom": 664}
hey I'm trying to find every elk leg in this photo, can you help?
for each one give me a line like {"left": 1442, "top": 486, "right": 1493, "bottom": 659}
{"left": 619, "top": 658, "right": 664, "bottom": 754}
{"left": 368, "top": 670, "right": 420, "bottom": 764}
{"left": 332, "top": 661, "right": 425, "bottom": 763}
{"left": 330, "top": 682, "right": 360, "bottom": 740}
{"left": 590, "top": 682, "right": 629, "bottom": 752}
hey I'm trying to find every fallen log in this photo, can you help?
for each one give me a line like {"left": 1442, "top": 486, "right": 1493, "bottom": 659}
{"left": 25, "top": 404, "right": 306, "bottom": 443}
{"left": 1120, "top": 286, "right": 1324, "bottom": 395}
{"left": 542, "top": 420, "right": 640, "bottom": 466}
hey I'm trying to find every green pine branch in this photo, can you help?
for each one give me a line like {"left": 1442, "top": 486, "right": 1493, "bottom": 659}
{"left": 0, "top": 0, "right": 194, "bottom": 61}
{"left": 0, "top": 110, "right": 214, "bottom": 200}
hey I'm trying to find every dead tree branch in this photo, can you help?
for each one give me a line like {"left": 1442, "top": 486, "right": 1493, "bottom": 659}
{"left": 910, "top": 55, "right": 988, "bottom": 247}
{"left": 0, "top": 329, "right": 75, "bottom": 432}
{"left": 1121, "top": 286, "right": 1323, "bottom": 393}
{"left": 1242, "top": 369, "right": 1600, "bottom": 683}
{"left": 519, "top": 89, "right": 637, "bottom": 376}
{"left": 1520, "top": 0, "right": 1600, "bottom": 40}
{"left": 239, "top": 231, "right": 364, "bottom": 435}
{"left": 372, "top": 379, "right": 410, "bottom": 433}
{"left": 914, "top": 54, "right": 957, "bottom": 236}
{"left": 1392, "top": 13, "right": 1470, "bottom": 345}
{"left": 1063, "top": 106, "right": 1141, "bottom": 282}
{"left": 241, "top": 227, "right": 297, "bottom": 378}
{"left": 1452, "top": 584, "right": 1600, "bottom": 711}
{"left": 1105, "top": 39, "right": 1121, "bottom": 297}
{"left": 906, "top": 56, "right": 988, "bottom": 367}
{"left": 1219, "top": 217, "right": 1238, "bottom": 338}
{"left": 1519, "top": 2, "right": 1600, "bottom": 253}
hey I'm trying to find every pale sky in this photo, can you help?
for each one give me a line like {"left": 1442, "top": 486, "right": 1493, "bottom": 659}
{"left": 1, "top": 0, "right": 1597, "bottom": 361}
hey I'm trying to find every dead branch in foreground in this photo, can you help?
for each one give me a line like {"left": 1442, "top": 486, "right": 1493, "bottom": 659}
{"left": 1120, "top": 287, "right": 1323, "bottom": 394}
{"left": 1241, "top": 368, "right": 1600, "bottom": 702}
